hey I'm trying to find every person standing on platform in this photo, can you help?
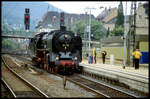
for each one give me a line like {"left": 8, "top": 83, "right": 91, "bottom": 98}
{"left": 102, "top": 50, "right": 107, "bottom": 64}
{"left": 95, "top": 50, "right": 97, "bottom": 64}
{"left": 92, "top": 47, "right": 96, "bottom": 64}
{"left": 132, "top": 49, "right": 135, "bottom": 67}
{"left": 86, "top": 53, "right": 88, "bottom": 58}
{"left": 132, "top": 49, "right": 142, "bottom": 69}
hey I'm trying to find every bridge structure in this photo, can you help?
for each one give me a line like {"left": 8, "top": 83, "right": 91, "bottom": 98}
{"left": 2, "top": 35, "right": 32, "bottom": 39}
{"left": 1, "top": 34, "right": 32, "bottom": 55}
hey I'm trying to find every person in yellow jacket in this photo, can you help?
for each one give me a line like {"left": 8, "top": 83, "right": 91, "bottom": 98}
{"left": 92, "top": 47, "right": 96, "bottom": 64}
{"left": 132, "top": 49, "right": 142, "bottom": 69}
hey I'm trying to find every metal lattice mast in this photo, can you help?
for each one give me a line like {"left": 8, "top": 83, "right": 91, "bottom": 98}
{"left": 133, "top": 2, "right": 137, "bottom": 51}
{"left": 85, "top": 7, "right": 95, "bottom": 57}
{"left": 127, "top": 2, "right": 134, "bottom": 66}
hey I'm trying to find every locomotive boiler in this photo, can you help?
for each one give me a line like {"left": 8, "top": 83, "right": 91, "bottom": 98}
{"left": 28, "top": 12, "right": 82, "bottom": 75}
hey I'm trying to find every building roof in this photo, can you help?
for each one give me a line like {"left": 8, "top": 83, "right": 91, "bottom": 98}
{"left": 97, "top": 7, "right": 130, "bottom": 24}
{"left": 103, "top": 8, "right": 118, "bottom": 23}
{"left": 96, "top": 7, "right": 117, "bottom": 23}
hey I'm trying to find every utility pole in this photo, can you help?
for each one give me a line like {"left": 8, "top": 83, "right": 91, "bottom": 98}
{"left": 84, "top": 8, "right": 88, "bottom": 56}
{"left": 127, "top": 2, "right": 133, "bottom": 66}
{"left": 85, "top": 7, "right": 95, "bottom": 59}
{"left": 84, "top": 11, "right": 87, "bottom": 57}
{"left": 123, "top": 2, "right": 127, "bottom": 69}
{"left": 133, "top": 2, "right": 137, "bottom": 51}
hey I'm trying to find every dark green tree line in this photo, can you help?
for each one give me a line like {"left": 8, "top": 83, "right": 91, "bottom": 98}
{"left": 110, "top": 1, "right": 124, "bottom": 36}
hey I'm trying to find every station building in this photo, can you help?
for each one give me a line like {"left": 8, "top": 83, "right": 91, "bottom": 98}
{"left": 96, "top": 2, "right": 148, "bottom": 65}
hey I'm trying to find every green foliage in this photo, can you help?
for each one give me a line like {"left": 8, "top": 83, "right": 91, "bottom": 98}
{"left": 73, "top": 19, "right": 106, "bottom": 41}
{"left": 2, "top": 24, "right": 36, "bottom": 52}
{"left": 110, "top": 1, "right": 124, "bottom": 37}
{"left": 2, "top": 24, "right": 36, "bottom": 36}
{"left": 73, "top": 20, "right": 86, "bottom": 37}
{"left": 115, "top": 1, "right": 124, "bottom": 28}
{"left": 2, "top": 38, "right": 18, "bottom": 51}
{"left": 110, "top": 26, "right": 124, "bottom": 36}
{"left": 91, "top": 19, "right": 105, "bottom": 40}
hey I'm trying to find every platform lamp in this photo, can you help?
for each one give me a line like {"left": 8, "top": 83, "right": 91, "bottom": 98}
{"left": 123, "top": 2, "right": 127, "bottom": 69}
{"left": 85, "top": 7, "right": 96, "bottom": 64}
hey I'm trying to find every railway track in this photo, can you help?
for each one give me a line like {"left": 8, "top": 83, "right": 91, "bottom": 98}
{"left": 1, "top": 80, "right": 12, "bottom": 98}
{"left": 1, "top": 56, "right": 49, "bottom": 98}
{"left": 66, "top": 74, "right": 139, "bottom": 98}
{"left": 5, "top": 54, "right": 146, "bottom": 98}
{"left": 7, "top": 55, "right": 111, "bottom": 97}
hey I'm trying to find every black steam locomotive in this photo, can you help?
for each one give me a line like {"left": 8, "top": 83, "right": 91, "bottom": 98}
{"left": 28, "top": 12, "right": 82, "bottom": 75}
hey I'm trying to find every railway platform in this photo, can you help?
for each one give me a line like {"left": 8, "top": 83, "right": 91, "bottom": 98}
{"left": 79, "top": 59, "right": 149, "bottom": 94}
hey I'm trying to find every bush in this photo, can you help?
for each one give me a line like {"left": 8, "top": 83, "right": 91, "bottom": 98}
{"left": 110, "top": 26, "right": 124, "bottom": 36}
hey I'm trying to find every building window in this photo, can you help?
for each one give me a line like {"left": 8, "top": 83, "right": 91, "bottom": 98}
{"left": 139, "top": 15, "right": 142, "bottom": 19}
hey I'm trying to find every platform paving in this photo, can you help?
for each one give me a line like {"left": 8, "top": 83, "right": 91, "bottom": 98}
{"left": 81, "top": 58, "right": 148, "bottom": 77}
{"left": 79, "top": 59, "right": 149, "bottom": 93}
{"left": 80, "top": 61, "right": 148, "bottom": 77}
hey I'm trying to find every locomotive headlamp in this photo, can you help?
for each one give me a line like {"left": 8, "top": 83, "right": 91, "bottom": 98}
{"left": 62, "top": 44, "right": 65, "bottom": 47}
{"left": 66, "top": 44, "right": 69, "bottom": 47}
{"left": 64, "top": 34, "right": 68, "bottom": 38}
{"left": 56, "top": 56, "right": 59, "bottom": 60}
{"left": 74, "top": 56, "right": 78, "bottom": 60}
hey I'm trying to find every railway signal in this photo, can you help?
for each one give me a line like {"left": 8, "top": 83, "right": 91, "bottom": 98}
{"left": 60, "top": 12, "right": 66, "bottom": 30}
{"left": 24, "top": 8, "right": 30, "bottom": 30}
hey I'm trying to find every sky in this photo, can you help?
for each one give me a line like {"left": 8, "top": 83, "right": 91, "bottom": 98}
{"left": 47, "top": 1, "right": 148, "bottom": 17}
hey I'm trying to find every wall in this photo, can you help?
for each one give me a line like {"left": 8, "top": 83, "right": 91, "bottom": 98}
{"left": 136, "top": 3, "right": 149, "bottom": 35}
{"left": 140, "top": 42, "right": 149, "bottom": 52}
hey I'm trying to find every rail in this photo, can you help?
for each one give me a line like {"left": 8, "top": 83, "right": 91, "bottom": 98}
{"left": 2, "top": 56, "right": 49, "bottom": 98}
{"left": 66, "top": 74, "right": 139, "bottom": 98}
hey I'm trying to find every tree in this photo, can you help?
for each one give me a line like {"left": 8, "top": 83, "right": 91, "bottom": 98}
{"left": 73, "top": 20, "right": 86, "bottom": 37}
{"left": 115, "top": 1, "right": 124, "bottom": 28}
{"left": 91, "top": 19, "right": 105, "bottom": 40}
{"left": 110, "top": 1, "right": 124, "bottom": 36}
{"left": 73, "top": 19, "right": 106, "bottom": 41}
{"left": 110, "top": 26, "right": 124, "bottom": 36}
{"left": 2, "top": 38, "right": 18, "bottom": 51}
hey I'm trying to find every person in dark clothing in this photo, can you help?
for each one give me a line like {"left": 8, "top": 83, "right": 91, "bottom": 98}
{"left": 86, "top": 53, "right": 89, "bottom": 57}
{"left": 132, "top": 56, "right": 135, "bottom": 67}
{"left": 94, "top": 51, "right": 96, "bottom": 64}
{"left": 132, "top": 49, "right": 135, "bottom": 68}
{"left": 102, "top": 51, "right": 107, "bottom": 64}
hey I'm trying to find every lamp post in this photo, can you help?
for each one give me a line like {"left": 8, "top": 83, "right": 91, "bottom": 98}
{"left": 85, "top": 7, "right": 96, "bottom": 61}
{"left": 84, "top": 11, "right": 88, "bottom": 57}
{"left": 123, "top": 2, "right": 127, "bottom": 69}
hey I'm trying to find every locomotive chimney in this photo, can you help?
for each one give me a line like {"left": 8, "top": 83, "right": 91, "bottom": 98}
{"left": 60, "top": 12, "right": 66, "bottom": 31}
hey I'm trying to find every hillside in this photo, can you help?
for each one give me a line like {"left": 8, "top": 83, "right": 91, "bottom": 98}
{"left": 36, "top": 11, "right": 95, "bottom": 30}
{"left": 2, "top": 1, "right": 64, "bottom": 30}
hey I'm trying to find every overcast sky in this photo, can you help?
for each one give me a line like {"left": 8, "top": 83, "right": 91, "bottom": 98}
{"left": 47, "top": 1, "right": 147, "bottom": 17}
